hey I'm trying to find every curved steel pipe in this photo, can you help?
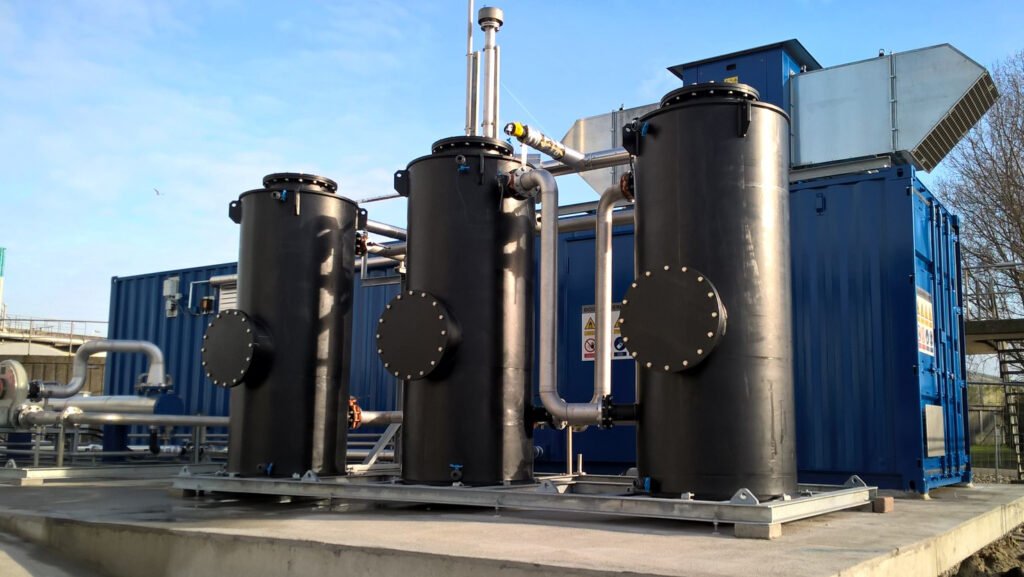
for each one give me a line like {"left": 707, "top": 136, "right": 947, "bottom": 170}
{"left": 515, "top": 168, "right": 602, "bottom": 426}
{"left": 594, "top": 185, "right": 631, "bottom": 404}
{"left": 36, "top": 339, "right": 165, "bottom": 399}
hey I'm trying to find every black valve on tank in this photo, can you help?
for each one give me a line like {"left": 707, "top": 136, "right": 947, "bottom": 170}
{"left": 378, "top": 136, "right": 535, "bottom": 486}
{"left": 203, "top": 172, "right": 358, "bottom": 478}
{"left": 622, "top": 83, "right": 797, "bottom": 500}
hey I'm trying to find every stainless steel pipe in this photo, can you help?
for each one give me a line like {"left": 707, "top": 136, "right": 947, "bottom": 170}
{"left": 359, "top": 411, "right": 403, "bottom": 428}
{"left": 594, "top": 185, "right": 631, "bottom": 405}
{"left": 464, "top": 0, "right": 477, "bottom": 136}
{"left": 515, "top": 168, "right": 602, "bottom": 426}
{"left": 42, "top": 395, "right": 159, "bottom": 414}
{"left": 505, "top": 122, "right": 586, "bottom": 167}
{"left": 20, "top": 410, "right": 227, "bottom": 428}
{"left": 557, "top": 210, "right": 633, "bottom": 234}
{"left": 540, "top": 147, "right": 632, "bottom": 177}
{"left": 478, "top": 7, "right": 503, "bottom": 138}
{"left": 366, "top": 243, "right": 407, "bottom": 261}
{"left": 36, "top": 339, "right": 166, "bottom": 399}
{"left": 365, "top": 220, "right": 408, "bottom": 241}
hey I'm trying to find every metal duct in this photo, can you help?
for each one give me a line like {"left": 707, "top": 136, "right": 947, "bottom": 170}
{"left": 554, "top": 104, "right": 657, "bottom": 193}
{"left": 791, "top": 44, "right": 998, "bottom": 172}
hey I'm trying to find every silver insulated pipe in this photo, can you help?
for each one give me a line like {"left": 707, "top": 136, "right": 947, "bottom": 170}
{"left": 464, "top": 0, "right": 479, "bottom": 136}
{"left": 478, "top": 7, "right": 503, "bottom": 138}
{"left": 35, "top": 339, "right": 166, "bottom": 399}
{"left": 513, "top": 168, "right": 602, "bottom": 427}
{"left": 594, "top": 184, "right": 631, "bottom": 406}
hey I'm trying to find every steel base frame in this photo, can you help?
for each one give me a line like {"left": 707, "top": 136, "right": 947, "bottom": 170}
{"left": 0, "top": 460, "right": 224, "bottom": 486}
{"left": 174, "top": 469, "right": 877, "bottom": 539}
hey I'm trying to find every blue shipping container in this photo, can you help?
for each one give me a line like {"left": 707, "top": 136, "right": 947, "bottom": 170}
{"left": 106, "top": 262, "right": 238, "bottom": 419}
{"left": 108, "top": 168, "right": 970, "bottom": 492}
{"left": 790, "top": 166, "right": 970, "bottom": 492}
{"left": 532, "top": 224, "right": 638, "bottom": 472}
{"left": 667, "top": 39, "right": 820, "bottom": 110}
{"left": 105, "top": 264, "right": 403, "bottom": 422}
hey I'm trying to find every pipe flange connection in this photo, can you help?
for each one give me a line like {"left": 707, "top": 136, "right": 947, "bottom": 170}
{"left": 600, "top": 395, "right": 615, "bottom": 429}
{"left": 202, "top": 310, "right": 272, "bottom": 388}
{"left": 348, "top": 397, "right": 363, "bottom": 430}
{"left": 262, "top": 172, "right": 338, "bottom": 193}
{"left": 59, "top": 406, "right": 83, "bottom": 424}
{"left": 13, "top": 403, "right": 42, "bottom": 429}
{"left": 659, "top": 82, "right": 760, "bottom": 108}
{"left": 376, "top": 291, "right": 460, "bottom": 380}
{"left": 620, "top": 172, "right": 635, "bottom": 201}
{"left": 619, "top": 266, "right": 727, "bottom": 372}
{"left": 431, "top": 136, "right": 513, "bottom": 157}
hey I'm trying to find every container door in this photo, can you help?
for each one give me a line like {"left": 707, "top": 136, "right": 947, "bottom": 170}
{"left": 912, "top": 177, "right": 971, "bottom": 491}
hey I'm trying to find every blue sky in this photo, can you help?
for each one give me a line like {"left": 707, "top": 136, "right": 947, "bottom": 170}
{"left": 1, "top": 0, "right": 1021, "bottom": 322}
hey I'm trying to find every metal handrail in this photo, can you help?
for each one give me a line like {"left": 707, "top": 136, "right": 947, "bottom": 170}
{"left": 963, "top": 263, "right": 1024, "bottom": 321}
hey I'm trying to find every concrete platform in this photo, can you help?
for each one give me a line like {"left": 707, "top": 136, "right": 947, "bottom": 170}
{"left": 0, "top": 480, "right": 1022, "bottom": 576}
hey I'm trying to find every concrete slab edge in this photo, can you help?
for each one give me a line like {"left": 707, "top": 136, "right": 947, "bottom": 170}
{"left": 0, "top": 513, "right": 654, "bottom": 577}
{"left": 835, "top": 493, "right": 1024, "bottom": 577}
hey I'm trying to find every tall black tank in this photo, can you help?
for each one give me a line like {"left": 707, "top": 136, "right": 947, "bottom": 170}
{"left": 203, "top": 173, "right": 357, "bottom": 478}
{"left": 377, "top": 136, "right": 534, "bottom": 486}
{"left": 618, "top": 84, "right": 797, "bottom": 500}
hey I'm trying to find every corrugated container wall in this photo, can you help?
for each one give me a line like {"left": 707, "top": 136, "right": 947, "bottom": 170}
{"left": 790, "top": 166, "right": 970, "bottom": 492}
{"left": 532, "top": 225, "right": 638, "bottom": 471}
{"left": 106, "top": 263, "right": 237, "bottom": 417}
{"left": 668, "top": 40, "right": 821, "bottom": 111}
{"left": 106, "top": 264, "right": 402, "bottom": 422}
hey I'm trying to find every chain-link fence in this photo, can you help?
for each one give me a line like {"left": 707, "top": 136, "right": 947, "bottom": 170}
{"left": 969, "top": 383, "right": 1022, "bottom": 472}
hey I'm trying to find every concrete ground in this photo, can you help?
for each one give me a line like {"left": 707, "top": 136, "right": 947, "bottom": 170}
{"left": 0, "top": 480, "right": 1021, "bottom": 577}
{"left": 0, "top": 531, "right": 109, "bottom": 577}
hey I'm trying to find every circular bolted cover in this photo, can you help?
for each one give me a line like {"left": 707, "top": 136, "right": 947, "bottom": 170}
{"left": 376, "top": 291, "right": 459, "bottom": 380}
{"left": 618, "top": 266, "right": 727, "bottom": 372}
{"left": 659, "top": 82, "right": 760, "bottom": 108}
{"left": 202, "top": 310, "right": 271, "bottom": 388}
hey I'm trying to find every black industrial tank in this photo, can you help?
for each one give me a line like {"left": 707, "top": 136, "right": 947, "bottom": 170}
{"left": 620, "top": 84, "right": 797, "bottom": 499}
{"left": 204, "top": 173, "right": 357, "bottom": 477}
{"left": 379, "top": 136, "right": 534, "bottom": 485}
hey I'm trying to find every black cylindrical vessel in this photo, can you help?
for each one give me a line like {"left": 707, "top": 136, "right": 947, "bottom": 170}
{"left": 624, "top": 84, "right": 796, "bottom": 500}
{"left": 204, "top": 173, "right": 357, "bottom": 478}
{"left": 378, "top": 137, "right": 534, "bottom": 486}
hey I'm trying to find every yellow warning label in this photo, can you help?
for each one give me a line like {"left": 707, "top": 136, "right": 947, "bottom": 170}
{"left": 581, "top": 304, "right": 629, "bottom": 362}
{"left": 723, "top": 76, "right": 739, "bottom": 84}
{"left": 917, "top": 287, "right": 935, "bottom": 357}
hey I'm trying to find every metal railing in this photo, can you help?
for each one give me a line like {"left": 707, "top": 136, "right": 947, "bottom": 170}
{"left": 964, "top": 263, "right": 1024, "bottom": 321}
{"left": 0, "top": 314, "right": 108, "bottom": 354}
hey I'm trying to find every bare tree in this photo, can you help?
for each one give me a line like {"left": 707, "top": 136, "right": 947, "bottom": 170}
{"left": 940, "top": 50, "right": 1024, "bottom": 323}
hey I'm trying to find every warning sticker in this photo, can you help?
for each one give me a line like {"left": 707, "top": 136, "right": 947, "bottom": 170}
{"left": 581, "top": 304, "right": 630, "bottom": 362}
{"left": 917, "top": 287, "right": 935, "bottom": 357}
